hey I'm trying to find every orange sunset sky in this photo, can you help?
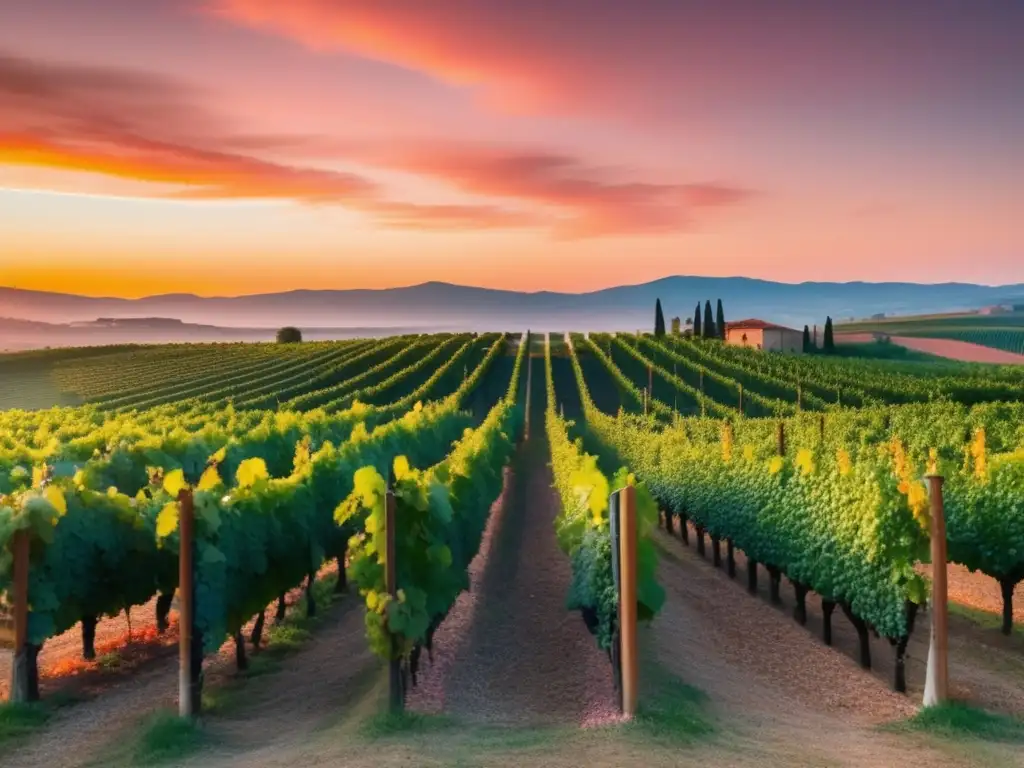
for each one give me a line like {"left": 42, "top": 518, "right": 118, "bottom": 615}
{"left": 1, "top": 0, "right": 1022, "bottom": 298}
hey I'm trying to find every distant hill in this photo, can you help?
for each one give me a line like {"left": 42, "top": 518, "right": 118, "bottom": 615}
{"left": 3, "top": 277, "right": 1024, "bottom": 343}
{"left": 0, "top": 317, "right": 428, "bottom": 352}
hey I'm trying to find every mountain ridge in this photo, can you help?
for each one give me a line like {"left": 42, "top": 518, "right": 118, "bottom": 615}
{"left": 3, "top": 276, "right": 1023, "bottom": 334}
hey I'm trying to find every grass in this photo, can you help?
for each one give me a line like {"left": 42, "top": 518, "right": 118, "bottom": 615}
{"left": 360, "top": 710, "right": 458, "bottom": 739}
{"left": 0, "top": 703, "right": 52, "bottom": 746}
{"left": 625, "top": 659, "right": 716, "bottom": 746}
{"left": 948, "top": 601, "right": 1023, "bottom": 638}
{"left": 130, "top": 710, "right": 208, "bottom": 764}
{"left": 97, "top": 651, "right": 123, "bottom": 670}
{"left": 892, "top": 702, "right": 1024, "bottom": 744}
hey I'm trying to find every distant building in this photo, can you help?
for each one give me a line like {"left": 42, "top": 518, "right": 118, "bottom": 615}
{"left": 979, "top": 304, "right": 1012, "bottom": 315}
{"left": 670, "top": 316, "right": 681, "bottom": 335}
{"left": 725, "top": 319, "right": 803, "bottom": 353}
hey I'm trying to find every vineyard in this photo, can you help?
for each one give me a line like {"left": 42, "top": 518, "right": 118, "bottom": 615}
{"left": 836, "top": 310, "right": 1024, "bottom": 356}
{"left": 0, "top": 331, "right": 1023, "bottom": 767}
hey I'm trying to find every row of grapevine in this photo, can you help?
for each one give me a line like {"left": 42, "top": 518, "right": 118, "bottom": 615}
{"left": 53, "top": 344, "right": 292, "bottom": 401}
{"left": 2, "top": 348, "right": 487, "bottom": 507}
{"left": 0, "top": 333, "right": 529, "bottom": 701}
{"left": 571, "top": 336, "right": 1024, "bottom": 639}
{"left": 340, "top": 330, "right": 529, "bottom": 692}
{"left": 616, "top": 334, "right": 799, "bottom": 417}
{"left": 96, "top": 342, "right": 360, "bottom": 411}
{"left": 546, "top": 334, "right": 665, "bottom": 653}
{"left": 692, "top": 334, "right": 1024, "bottom": 405}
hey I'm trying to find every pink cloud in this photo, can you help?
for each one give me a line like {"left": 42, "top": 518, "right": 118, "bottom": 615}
{"left": 343, "top": 142, "right": 755, "bottom": 236}
{"left": 207, "top": 1, "right": 1024, "bottom": 117}
{"left": 1, "top": 50, "right": 753, "bottom": 237}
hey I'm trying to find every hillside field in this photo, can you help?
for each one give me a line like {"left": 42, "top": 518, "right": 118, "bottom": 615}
{"left": 0, "top": 332, "right": 1023, "bottom": 768}
{"left": 837, "top": 310, "right": 1024, "bottom": 356}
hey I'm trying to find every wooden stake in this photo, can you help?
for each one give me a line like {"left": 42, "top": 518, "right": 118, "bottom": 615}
{"left": 923, "top": 474, "right": 949, "bottom": 707}
{"left": 385, "top": 473, "right": 403, "bottom": 714}
{"left": 618, "top": 485, "right": 639, "bottom": 718}
{"left": 609, "top": 493, "right": 622, "bottom": 708}
{"left": 8, "top": 530, "right": 31, "bottom": 703}
{"left": 178, "top": 489, "right": 196, "bottom": 718}
{"left": 524, "top": 343, "right": 533, "bottom": 440}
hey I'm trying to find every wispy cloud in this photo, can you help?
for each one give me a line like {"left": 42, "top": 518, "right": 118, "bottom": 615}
{"left": 340, "top": 142, "right": 755, "bottom": 237}
{"left": 0, "top": 51, "right": 753, "bottom": 237}
{"left": 206, "top": 0, "right": 1024, "bottom": 117}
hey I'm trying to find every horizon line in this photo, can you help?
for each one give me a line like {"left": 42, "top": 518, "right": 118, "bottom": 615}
{"left": 3, "top": 274, "right": 1023, "bottom": 302}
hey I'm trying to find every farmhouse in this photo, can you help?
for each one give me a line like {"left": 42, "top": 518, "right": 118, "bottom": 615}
{"left": 725, "top": 319, "right": 803, "bottom": 353}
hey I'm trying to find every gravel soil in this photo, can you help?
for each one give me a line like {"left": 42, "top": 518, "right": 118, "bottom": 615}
{"left": 406, "top": 406, "right": 617, "bottom": 726}
{"left": 663, "top": 521, "right": 1024, "bottom": 717}
{"left": 0, "top": 569, "right": 338, "bottom": 768}
{"left": 648, "top": 529, "right": 1024, "bottom": 767}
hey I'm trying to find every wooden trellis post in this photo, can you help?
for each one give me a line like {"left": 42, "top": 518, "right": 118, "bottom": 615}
{"left": 524, "top": 336, "right": 533, "bottom": 440}
{"left": 178, "top": 489, "right": 200, "bottom": 718}
{"left": 8, "top": 530, "right": 32, "bottom": 702}
{"left": 923, "top": 474, "right": 949, "bottom": 707}
{"left": 385, "top": 472, "right": 403, "bottom": 714}
{"left": 609, "top": 485, "right": 638, "bottom": 717}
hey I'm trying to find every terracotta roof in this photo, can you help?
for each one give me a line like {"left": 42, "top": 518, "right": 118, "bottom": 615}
{"left": 726, "top": 318, "right": 799, "bottom": 332}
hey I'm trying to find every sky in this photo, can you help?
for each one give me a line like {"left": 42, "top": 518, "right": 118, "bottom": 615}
{"left": 1, "top": 0, "right": 1022, "bottom": 298}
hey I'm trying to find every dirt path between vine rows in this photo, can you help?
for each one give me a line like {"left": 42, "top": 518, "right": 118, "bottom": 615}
{"left": 649, "top": 529, "right": 1024, "bottom": 767}
{"left": 404, "top": 405, "right": 617, "bottom": 726}
{"left": 0, "top": 574, "right": 341, "bottom": 768}
{"left": 660, "top": 523, "right": 1024, "bottom": 717}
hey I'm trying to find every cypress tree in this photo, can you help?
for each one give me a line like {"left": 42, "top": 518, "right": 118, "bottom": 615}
{"left": 703, "top": 300, "right": 715, "bottom": 338}
{"left": 802, "top": 325, "right": 812, "bottom": 352}
{"left": 654, "top": 298, "right": 666, "bottom": 337}
{"left": 716, "top": 299, "right": 726, "bottom": 340}
{"left": 693, "top": 303, "right": 702, "bottom": 337}
{"left": 824, "top": 316, "right": 835, "bottom": 352}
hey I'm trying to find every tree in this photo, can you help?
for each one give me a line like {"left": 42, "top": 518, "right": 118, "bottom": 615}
{"left": 703, "top": 300, "right": 715, "bottom": 338}
{"left": 802, "top": 325, "right": 812, "bottom": 353}
{"left": 716, "top": 299, "right": 726, "bottom": 340}
{"left": 823, "top": 316, "right": 835, "bottom": 352}
{"left": 276, "top": 326, "right": 303, "bottom": 344}
{"left": 671, "top": 317, "right": 681, "bottom": 335}
{"left": 693, "top": 304, "right": 702, "bottom": 337}
{"left": 654, "top": 298, "right": 666, "bottom": 337}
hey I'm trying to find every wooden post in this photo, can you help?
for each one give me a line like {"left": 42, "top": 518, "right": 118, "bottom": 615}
{"left": 178, "top": 489, "right": 196, "bottom": 718}
{"left": 737, "top": 384, "right": 744, "bottom": 415}
{"left": 8, "top": 530, "right": 32, "bottom": 703}
{"left": 797, "top": 384, "right": 802, "bottom": 411}
{"left": 385, "top": 473, "right": 403, "bottom": 714}
{"left": 524, "top": 345, "right": 533, "bottom": 440}
{"left": 923, "top": 474, "right": 949, "bottom": 707}
{"left": 777, "top": 421, "right": 786, "bottom": 457}
{"left": 648, "top": 365, "right": 653, "bottom": 399}
{"left": 609, "top": 492, "right": 622, "bottom": 708}
{"left": 618, "top": 485, "right": 639, "bottom": 718}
